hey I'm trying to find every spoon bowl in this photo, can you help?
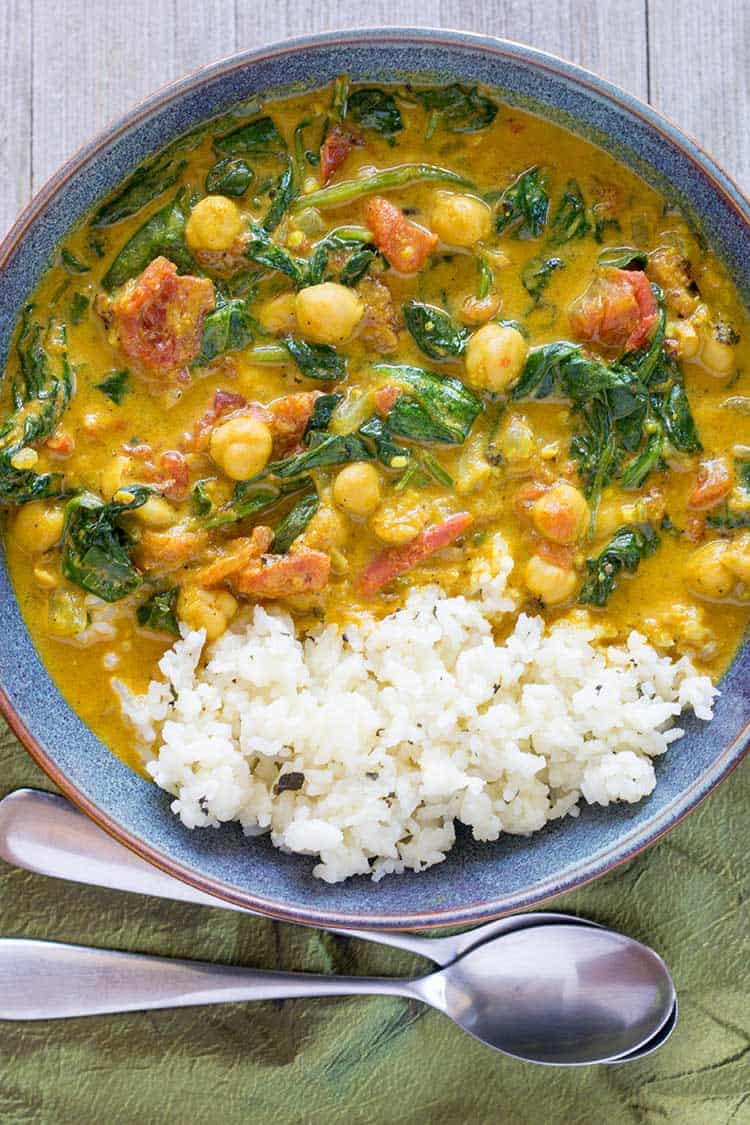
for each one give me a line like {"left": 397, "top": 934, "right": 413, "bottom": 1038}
{"left": 419, "top": 923, "right": 675, "bottom": 1065}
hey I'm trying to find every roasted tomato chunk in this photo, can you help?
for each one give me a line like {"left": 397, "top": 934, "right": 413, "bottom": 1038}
{"left": 358, "top": 512, "right": 473, "bottom": 596}
{"left": 364, "top": 196, "right": 438, "bottom": 274}
{"left": 267, "top": 392, "right": 321, "bottom": 457}
{"left": 110, "top": 256, "right": 215, "bottom": 375}
{"left": 235, "top": 548, "right": 331, "bottom": 598}
{"left": 688, "top": 457, "right": 732, "bottom": 510}
{"left": 569, "top": 267, "right": 658, "bottom": 352}
{"left": 320, "top": 125, "right": 362, "bottom": 185}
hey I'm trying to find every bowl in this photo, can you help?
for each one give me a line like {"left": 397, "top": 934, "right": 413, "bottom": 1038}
{"left": 1, "top": 28, "right": 748, "bottom": 930}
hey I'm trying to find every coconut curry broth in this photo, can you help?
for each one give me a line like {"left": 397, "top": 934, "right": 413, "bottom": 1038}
{"left": 2, "top": 79, "right": 750, "bottom": 770}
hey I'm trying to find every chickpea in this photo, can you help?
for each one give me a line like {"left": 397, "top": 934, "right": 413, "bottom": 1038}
{"left": 295, "top": 283, "right": 364, "bottom": 345}
{"left": 531, "top": 483, "right": 589, "bottom": 545}
{"left": 430, "top": 192, "right": 492, "bottom": 248}
{"left": 722, "top": 533, "right": 750, "bottom": 583}
{"left": 685, "top": 540, "right": 735, "bottom": 600}
{"left": 495, "top": 414, "right": 535, "bottom": 467}
{"left": 132, "top": 495, "right": 177, "bottom": 530}
{"left": 524, "top": 555, "right": 578, "bottom": 605}
{"left": 100, "top": 455, "right": 131, "bottom": 500}
{"left": 666, "top": 318, "right": 700, "bottom": 360}
{"left": 464, "top": 323, "right": 528, "bottom": 393}
{"left": 185, "top": 196, "right": 243, "bottom": 252}
{"left": 209, "top": 414, "right": 273, "bottom": 482}
{"left": 177, "top": 586, "right": 238, "bottom": 642}
{"left": 13, "top": 502, "right": 65, "bottom": 554}
{"left": 332, "top": 463, "right": 382, "bottom": 517}
{"left": 700, "top": 322, "right": 737, "bottom": 376}
{"left": 258, "top": 291, "right": 297, "bottom": 336}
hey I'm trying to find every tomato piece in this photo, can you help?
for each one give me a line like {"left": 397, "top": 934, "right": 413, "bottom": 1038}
{"left": 569, "top": 267, "right": 658, "bottom": 352}
{"left": 111, "top": 256, "right": 215, "bottom": 375}
{"left": 688, "top": 457, "right": 732, "bottom": 509}
{"left": 320, "top": 125, "right": 362, "bottom": 185}
{"left": 267, "top": 392, "right": 321, "bottom": 457}
{"left": 137, "top": 527, "right": 208, "bottom": 573}
{"left": 235, "top": 548, "right": 331, "bottom": 597}
{"left": 358, "top": 512, "right": 474, "bottom": 596}
{"left": 191, "top": 527, "right": 274, "bottom": 587}
{"left": 157, "top": 450, "right": 189, "bottom": 501}
{"left": 373, "top": 383, "right": 402, "bottom": 415}
{"left": 364, "top": 196, "right": 438, "bottom": 274}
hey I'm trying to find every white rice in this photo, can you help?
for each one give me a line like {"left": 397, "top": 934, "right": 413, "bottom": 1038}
{"left": 115, "top": 535, "right": 717, "bottom": 882}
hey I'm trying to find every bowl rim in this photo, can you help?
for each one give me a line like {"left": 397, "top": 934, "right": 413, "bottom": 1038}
{"left": 1, "top": 26, "right": 748, "bottom": 931}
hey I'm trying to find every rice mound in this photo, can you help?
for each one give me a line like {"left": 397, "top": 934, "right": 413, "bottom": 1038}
{"left": 116, "top": 535, "right": 716, "bottom": 882}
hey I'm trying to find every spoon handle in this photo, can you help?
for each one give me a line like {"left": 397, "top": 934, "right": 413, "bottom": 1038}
{"left": 0, "top": 938, "right": 417, "bottom": 1020}
{"left": 0, "top": 789, "right": 457, "bottom": 961}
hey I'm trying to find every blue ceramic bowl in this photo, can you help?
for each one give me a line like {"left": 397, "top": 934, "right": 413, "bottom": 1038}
{"left": 1, "top": 29, "right": 748, "bottom": 930}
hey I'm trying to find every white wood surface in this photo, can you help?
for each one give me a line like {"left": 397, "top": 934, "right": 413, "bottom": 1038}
{"left": 0, "top": 2, "right": 746, "bottom": 236}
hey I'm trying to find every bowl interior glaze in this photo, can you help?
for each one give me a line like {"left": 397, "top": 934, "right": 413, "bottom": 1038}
{"left": 0, "top": 29, "right": 748, "bottom": 930}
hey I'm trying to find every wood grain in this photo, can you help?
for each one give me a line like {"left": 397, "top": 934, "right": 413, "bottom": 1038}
{"left": 0, "top": 4, "right": 746, "bottom": 240}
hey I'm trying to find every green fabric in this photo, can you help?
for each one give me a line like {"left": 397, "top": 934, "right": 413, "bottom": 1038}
{"left": 0, "top": 718, "right": 747, "bottom": 1125}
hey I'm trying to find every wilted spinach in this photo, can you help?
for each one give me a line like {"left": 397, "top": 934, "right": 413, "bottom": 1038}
{"left": 196, "top": 299, "right": 254, "bottom": 365}
{"left": 61, "top": 487, "right": 150, "bottom": 602}
{"left": 102, "top": 192, "right": 193, "bottom": 290}
{"left": 61, "top": 249, "right": 90, "bottom": 274}
{"left": 95, "top": 369, "right": 130, "bottom": 405}
{"left": 271, "top": 491, "right": 320, "bottom": 553}
{"left": 284, "top": 337, "right": 347, "bottom": 381}
{"left": 213, "top": 116, "right": 285, "bottom": 155}
{"left": 347, "top": 88, "right": 402, "bottom": 142}
{"left": 91, "top": 155, "right": 187, "bottom": 226}
{"left": 372, "top": 364, "right": 483, "bottom": 444}
{"left": 403, "top": 301, "right": 468, "bottom": 360}
{"left": 578, "top": 524, "right": 659, "bottom": 606}
{"left": 244, "top": 226, "right": 304, "bottom": 284}
{"left": 262, "top": 162, "right": 296, "bottom": 232}
{"left": 69, "top": 292, "right": 90, "bottom": 325}
{"left": 136, "top": 587, "right": 180, "bottom": 636}
{"left": 413, "top": 84, "right": 498, "bottom": 134}
{"left": 494, "top": 167, "right": 549, "bottom": 239}
{"left": 548, "top": 181, "right": 590, "bottom": 246}
{"left": 597, "top": 246, "right": 649, "bottom": 270}
{"left": 521, "top": 255, "right": 564, "bottom": 303}
{"left": 205, "top": 156, "right": 254, "bottom": 197}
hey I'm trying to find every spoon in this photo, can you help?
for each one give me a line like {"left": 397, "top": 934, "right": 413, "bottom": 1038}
{"left": 0, "top": 926, "right": 675, "bottom": 1065}
{"left": 0, "top": 788, "right": 601, "bottom": 963}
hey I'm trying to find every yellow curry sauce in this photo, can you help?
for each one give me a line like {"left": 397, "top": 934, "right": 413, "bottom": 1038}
{"left": 2, "top": 80, "right": 749, "bottom": 772}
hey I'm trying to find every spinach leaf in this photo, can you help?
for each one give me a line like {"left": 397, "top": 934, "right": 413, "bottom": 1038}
{"left": 304, "top": 393, "right": 343, "bottom": 437}
{"left": 373, "top": 364, "right": 483, "bottom": 444}
{"left": 191, "top": 479, "right": 213, "bottom": 517}
{"left": 136, "top": 587, "right": 180, "bottom": 636}
{"left": 511, "top": 341, "right": 580, "bottom": 400}
{"left": 706, "top": 459, "right": 750, "bottom": 528}
{"left": 61, "top": 487, "right": 150, "bottom": 602}
{"left": 91, "top": 155, "right": 187, "bottom": 226}
{"left": 272, "top": 432, "right": 375, "bottom": 478}
{"left": 548, "top": 180, "right": 590, "bottom": 246}
{"left": 95, "top": 369, "right": 130, "bottom": 405}
{"left": 61, "top": 249, "right": 90, "bottom": 274}
{"left": 203, "top": 478, "right": 309, "bottom": 530}
{"left": 102, "top": 193, "right": 193, "bottom": 290}
{"left": 413, "top": 84, "right": 498, "bottom": 134}
{"left": 262, "top": 161, "right": 296, "bottom": 232}
{"left": 597, "top": 246, "right": 649, "bottom": 270}
{"left": 657, "top": 381, "right": 702, "bottom": 453}
{"left": 339, "top": 248, "right": 378, "bottom": 286}
{"left": 304, "top": 229, "right": 374, "bottom": 287}
{"left": 205, "top": 157, "right": 254, "bottom": 197}
{"left": 521, "top": 255, "right": 564, "bottom": 303}
{"left": 620, "top": 425, "right": 665, "bottom": 489}
{"left": 196, "top": 299, "right": 254, "bottom": 364}
{"left": 403, "top": 301, "right": 468, "bottom": 360}
{"left": 213, "top": 116, "right": 285, "bottom": 155}
{"left": 578, "top": 524, "right": 659, "bottom": 606}
{"left": 284, "top": 337, "right": 347, "bottom": 381}
{"left": 357, "top": 414, "right": 410, "bottom": 468}
{"left": 384, "top": 398, "right": 459, "bottom": 444}
{"left": 494, "top": 168, "right": 548, "bottom": 239}
{"left": 570, "top": 398, "right": 621, "bottom": 512}
{"left": 244, "top": 227, "right": 303, "bottom": 284}
{"left": 69, "top": 292, "right": 90, "bottom": 325}
{"left": 0, "top": 310, "right": 72, "bottom": 505}
{"left": 347, "top": 88, "right": 402, "bottom": 141}
{"left": 271, "top": 491, "right": 320, "bottom": 553}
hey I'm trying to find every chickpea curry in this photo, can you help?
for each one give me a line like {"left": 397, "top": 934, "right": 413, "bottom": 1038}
{"left": 2, "top": 78, "right": 749, "bottom": 771}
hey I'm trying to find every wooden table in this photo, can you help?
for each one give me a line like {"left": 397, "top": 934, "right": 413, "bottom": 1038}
{"left": 1, "top": 0, "right": 747, "bottom": 241}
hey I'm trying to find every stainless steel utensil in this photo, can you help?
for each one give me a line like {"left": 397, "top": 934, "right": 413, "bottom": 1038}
{"left": 0, "top": 926, "right": 675, "bottom": 1066}
{"left": 0, "top": 788, "right": 599, "bottom": 963}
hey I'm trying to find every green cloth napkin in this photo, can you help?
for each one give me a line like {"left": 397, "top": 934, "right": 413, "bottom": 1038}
{"left": 0, "top": 718, "right": 747, "bottom": 1124}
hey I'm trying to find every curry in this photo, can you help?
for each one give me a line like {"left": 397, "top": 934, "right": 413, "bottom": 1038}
{"left": 2, "top": 79, "right": 749, "bottom": 773}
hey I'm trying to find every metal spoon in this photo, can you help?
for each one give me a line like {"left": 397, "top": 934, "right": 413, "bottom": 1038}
{"left": 0, "top": 926, "right": 674, "bottom": 1065}
{"left": 0, "top": 788, "right": 601, "bottom": 962}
